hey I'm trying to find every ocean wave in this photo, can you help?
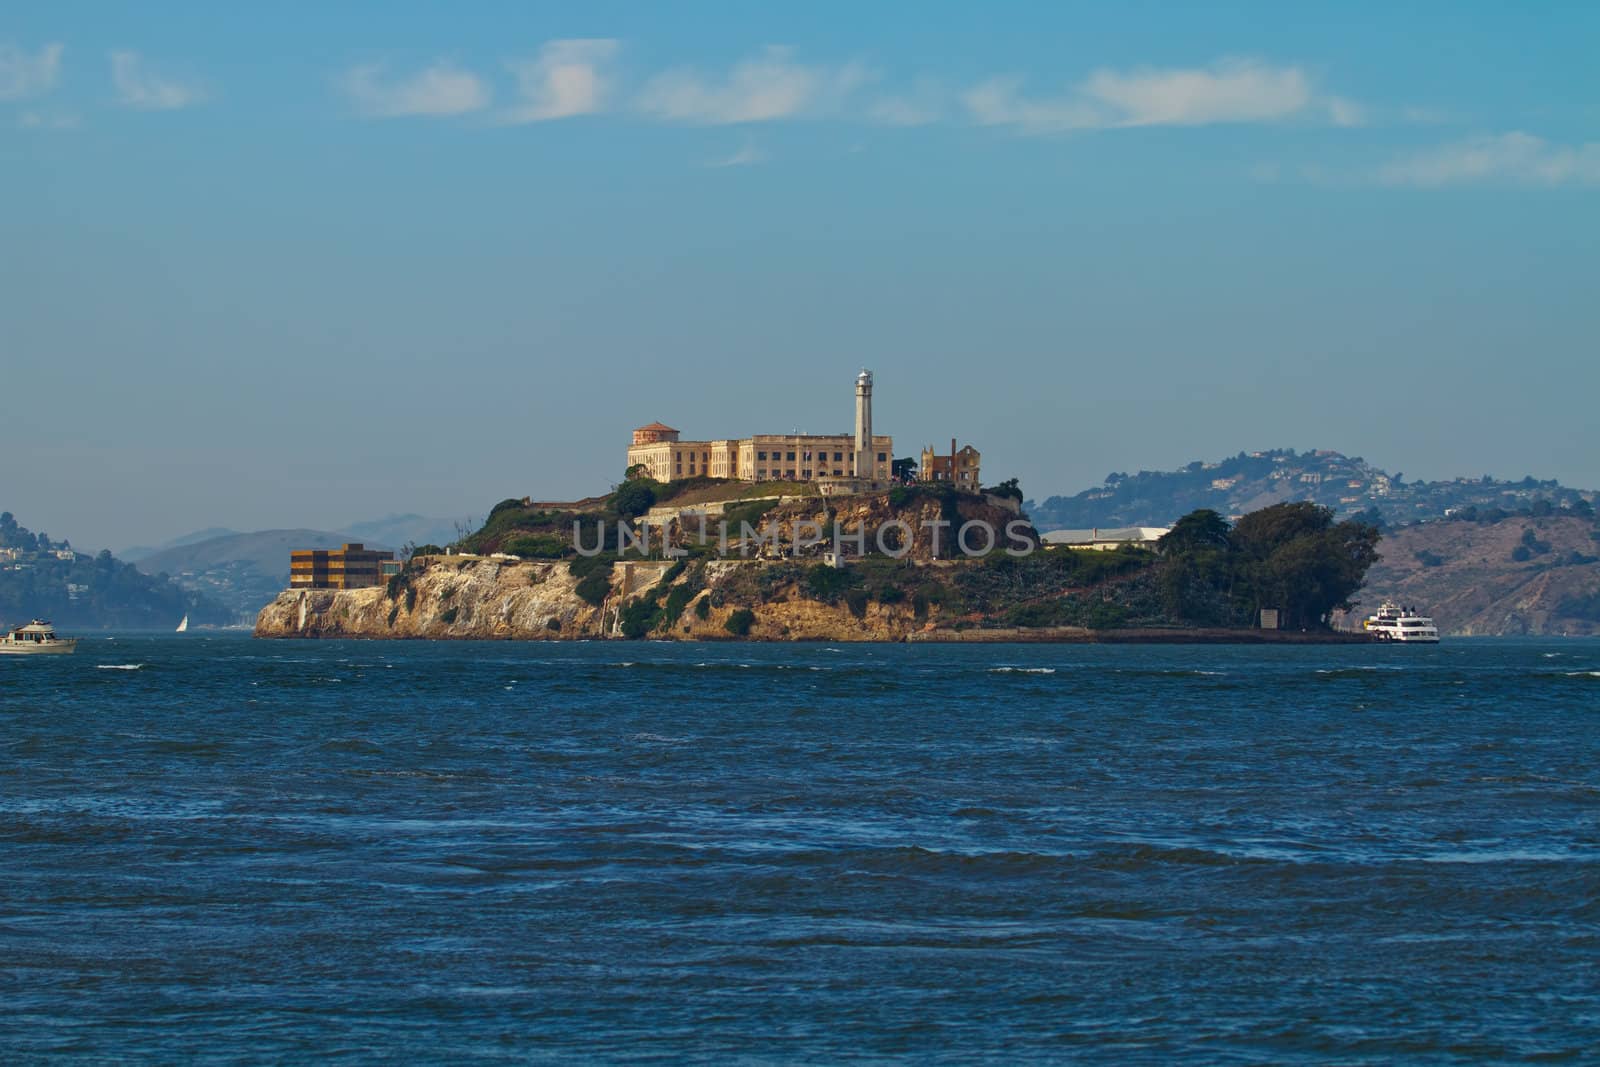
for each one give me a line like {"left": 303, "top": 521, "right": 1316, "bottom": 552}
{"left": 989, "top": 667, "right": 1057, "bottom": 674}
{"left": 320, "top": 738, "right": 385, "bottom": 754}
{"left": 96, "top": 663, "right": 144, "bottom": 671}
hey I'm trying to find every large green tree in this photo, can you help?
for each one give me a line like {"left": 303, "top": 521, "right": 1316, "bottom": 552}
{"left": 1156, "top": 503, "right": 1380, "bottom": 629}
{"left": 1230, "top": 503, "right": 1380, "bottom": 629}
{"left": 1158, "top": 509, "right": 1231, "bottom": 554}
{"left": 612, "top": 480, "right": 657, "bottom": 519}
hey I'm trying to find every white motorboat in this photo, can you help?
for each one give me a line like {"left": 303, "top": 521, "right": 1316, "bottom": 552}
{"left": 0, "top": 619, "right": 79, "bottom": 655}
{"left": 1363, "top": 602, "right": 1440, "bottom": 643}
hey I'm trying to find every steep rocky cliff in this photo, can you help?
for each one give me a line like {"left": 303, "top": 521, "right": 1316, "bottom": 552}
{"left": 257, "top": 488, "right": 1026, "bottom": 642}
{"left": 254, "top": 555, "right": 954, "bottom": 641}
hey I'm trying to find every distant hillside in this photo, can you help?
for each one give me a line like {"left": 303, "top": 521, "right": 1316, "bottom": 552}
{"left": 134, "top": 529, "right": 390, "bottom": 622}
{"left": 1026, "top": 449, "right": 1595, "bottom": 531}
{"left": 1, "top": 511, "right": 229, "bottom": 629}
{"left": 1338, "top": 513, "right": 1600, "bottom": 636}
{"left": 121, "top": 527, "right": 240, "bottom": 563}
{"left": 339, "top": 514, "right": 465, "bottom": 550}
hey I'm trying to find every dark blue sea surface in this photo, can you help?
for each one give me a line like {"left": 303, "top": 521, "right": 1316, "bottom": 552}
{"left": 2, "top": 636, "right": 1597, "bottom": 1062}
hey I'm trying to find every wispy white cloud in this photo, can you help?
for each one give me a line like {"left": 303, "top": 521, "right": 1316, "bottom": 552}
{"left": 0, "top": 41, "right": 63, "bottom": 100}
{"left": 17, "top": 109, "right": 80, "bottom": 130}
{"left": 867, "top": 79, "right": 946, "bottom": 127}
{"left": 1323, "top": 95, "right": 1364, "bottom": 128}
{"left": 110, "top": 50, "right": 206, "bottom": 110}
{"left": 341, "top": 60, "right": 490, "bottom": 118}
{"left": 502, "top": 39, "right": 617, "bottom": 123}
{"left": 1378, "top": 132, "right": 1600, "bottom": 188}
{"left": 1085, "top": 60, "right": 1312, "bottom": 126}
{"left": 964, "top": 76, "right": 1100, "bottom": 132}
{"left": 965, "top": 58, "right": 1346, "bottom": 134}
{"left": 638, "top": 46, "right": 869, "bottom": 124}
{"left": 706, "top": 143, "right": 767, "bottom": 168}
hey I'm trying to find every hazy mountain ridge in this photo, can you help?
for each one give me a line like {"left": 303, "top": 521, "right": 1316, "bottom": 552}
{"left": 132, "top": 529, "right": 392, "bottom": 623}
{"left": 1026, "top": 449, "right": 1595, "bottom": 531}
{"left": 120, "top": 527, "right": 241, "bottom": 563}
{"left": 123, "top": 516, "right": 462, "bottom": 621}
{"left": 338, "top": 514, "right": 465, "bottom": 550}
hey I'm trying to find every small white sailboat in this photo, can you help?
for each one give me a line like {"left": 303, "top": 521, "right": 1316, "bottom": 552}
{"left": 176, "top": 614, "right": 189, "bottom": 633}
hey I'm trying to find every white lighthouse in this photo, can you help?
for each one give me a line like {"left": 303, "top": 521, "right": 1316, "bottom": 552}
{"left": 854, "top": 369, "right": 874, "bottom": 478}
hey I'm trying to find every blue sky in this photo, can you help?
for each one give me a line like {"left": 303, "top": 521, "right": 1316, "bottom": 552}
{"left": 3, "top": 2, "right": 1597, "bottom": 548}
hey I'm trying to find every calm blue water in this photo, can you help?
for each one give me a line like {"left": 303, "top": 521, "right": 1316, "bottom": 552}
{"left": 3, "top": 636, "right": 1597, "bottom": 1062}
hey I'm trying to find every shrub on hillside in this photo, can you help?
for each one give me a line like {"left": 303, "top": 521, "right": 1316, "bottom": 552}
{"left": 576, "top": 572, "right": 611, "bottom": 605}
{"left": 724, "top": 608, "right": 756, "bottom": 636}
{"left": 504, "top": 535, "right": 565, "bottom": 559}
{"left": 983, "top": 478, "right": 1023, "bottom": 501}
{"left": 803, "top": 563, "right": 858, "bottom": 602}
{"left": 662, "top": 585, "right": 693, "bottom": 628}
{"left": 618, "top": 597, "right": 662, "bottom": 639}
{"left": 570, "top": 555, "right": 616, "bottom": 606}
{"left": 722, "top": 499, "right": 775, "bottom": 533}
{"left": 613, "top": 481, "right": 657, "bottom": 519}
{"left": 1007, "top": 600, "right": 1066, "bottom": 628}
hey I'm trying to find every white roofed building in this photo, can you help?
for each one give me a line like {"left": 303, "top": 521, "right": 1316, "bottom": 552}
{"left": 1041, "top": 526, "right": 1170, "bottom": 551}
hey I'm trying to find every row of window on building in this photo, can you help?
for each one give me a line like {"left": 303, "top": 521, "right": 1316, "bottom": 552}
{"left": 674, "top": 450, "right": 889, "bottom": 478}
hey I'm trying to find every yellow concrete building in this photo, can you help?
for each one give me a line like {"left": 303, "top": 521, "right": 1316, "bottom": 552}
{"left": 289, "top": 543, "right": 398, "bottom": 590}
{"left": 627, "top": 371, "right": 893, "bottom": 484}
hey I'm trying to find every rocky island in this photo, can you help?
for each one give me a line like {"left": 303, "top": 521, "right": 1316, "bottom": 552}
{"left": 255, "top": 372, "right": 1388, "bottom": 643}
{"left": 255, "top": 481, "right": 1382, "bottom": 642}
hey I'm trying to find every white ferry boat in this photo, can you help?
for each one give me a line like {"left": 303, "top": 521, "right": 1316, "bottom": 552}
{"left": 0, "top": 619, "right": 79, "bottom": 655}
{"left": 1363, "top": 602, "right": 1440, "bottom": 643}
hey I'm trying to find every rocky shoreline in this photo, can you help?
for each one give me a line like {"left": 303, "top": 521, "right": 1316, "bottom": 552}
{"left": 253, "top": 555, "right": 1371, "bottom": 644}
